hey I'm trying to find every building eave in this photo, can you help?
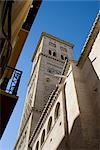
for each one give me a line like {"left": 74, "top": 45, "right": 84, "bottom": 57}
{"left": 77, "top": 12, "right": 100, "bottom": 68}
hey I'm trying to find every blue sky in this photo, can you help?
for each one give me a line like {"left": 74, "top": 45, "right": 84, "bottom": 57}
{"left": 0, "top": 1, "right": 99, "bottom": 150}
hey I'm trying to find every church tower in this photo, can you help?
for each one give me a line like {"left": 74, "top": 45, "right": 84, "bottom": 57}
{"left": 14, "top": 32, "right": 74, "bottom": 150}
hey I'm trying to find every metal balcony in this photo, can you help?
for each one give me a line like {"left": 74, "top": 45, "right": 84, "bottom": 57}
{"left": 0, "top": 66, "right": 22, "bottom": 138}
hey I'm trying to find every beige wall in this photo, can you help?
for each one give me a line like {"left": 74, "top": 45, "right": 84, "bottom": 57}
{"left": 74, "top": 59, "right": 100, "bottom": 149}
{"left": 31, "top": 91, "right": 65, "bottom": 150}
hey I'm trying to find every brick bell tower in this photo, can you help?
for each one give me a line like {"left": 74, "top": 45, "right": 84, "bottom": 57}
{"left": 14, "top": 32, "right": 73, "bottom": 150}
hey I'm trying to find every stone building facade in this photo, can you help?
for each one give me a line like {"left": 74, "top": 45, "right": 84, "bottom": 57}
{"left": 14, "top": 13, "right": 100, "bottom": 150}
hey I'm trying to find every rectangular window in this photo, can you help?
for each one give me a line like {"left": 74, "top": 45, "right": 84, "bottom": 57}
{"left": 49, "top": 42, "right": 56, "bottom": 47}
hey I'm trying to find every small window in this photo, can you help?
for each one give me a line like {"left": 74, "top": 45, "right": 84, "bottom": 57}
{"left": 47, "top": 68, "right": 52, "bottom": 73}
{"left": 47, "top": 117, "right": 52, "bottom": 134}
{"left": 61, "top": 55, "right": 64, "bottom": 60}
{"left": 25, "top": 130, "right": 27, "bottom": 135}
{"left": 49, "top": 42, "right": 56, "bottom": 47}
{"left": 49, "top": 50, "right": 51, "bottom": 55}
{"left": 41, "top": 129, "right": 45, "bottom": 146}
{"left": 35, "top": 141, "right": 39, "bottom": 150}
{"left": 53, "top": 52, "right": 56, "bottom": 57}
{"left": 65, "top": 56, "right": 68, "bottom": 60}
{"left": 55, "top": 102, "right": 60, "bottom": 120}
{"left": 46, "top": 77, "right": 50, "bottom": 82}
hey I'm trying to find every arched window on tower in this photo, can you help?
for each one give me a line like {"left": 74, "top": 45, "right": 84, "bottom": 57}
{"left": 61, "top": 55, "right": 64, "bottom": 60}
{"left": 53, "top": 51, "right": 56, "bottom": 57}
{"left": 49, "top": 50, "right": 51, "bottom": 55}
{"left": 54, "top": 102, "right": 60, "bottom": 120}
{"left": 35, "top": 141, "right": 39, "bottom": 150}
{"left": 47, "top": 116, "right": 52, "bottom": 134}
{"left": 41, "top": 129, "right": 45, "bottom": 146}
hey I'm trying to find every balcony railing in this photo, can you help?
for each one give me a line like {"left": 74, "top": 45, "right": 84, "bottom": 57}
{"left": 0, "top": 66, "right": 22, "bottom": 96}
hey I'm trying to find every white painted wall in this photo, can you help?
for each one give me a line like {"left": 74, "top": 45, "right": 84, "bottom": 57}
{"left": 65, "top": 64, "right": 80, "bottom": 134}
{"left": 89, "top": 31, "right": 100, "bottom": 79}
